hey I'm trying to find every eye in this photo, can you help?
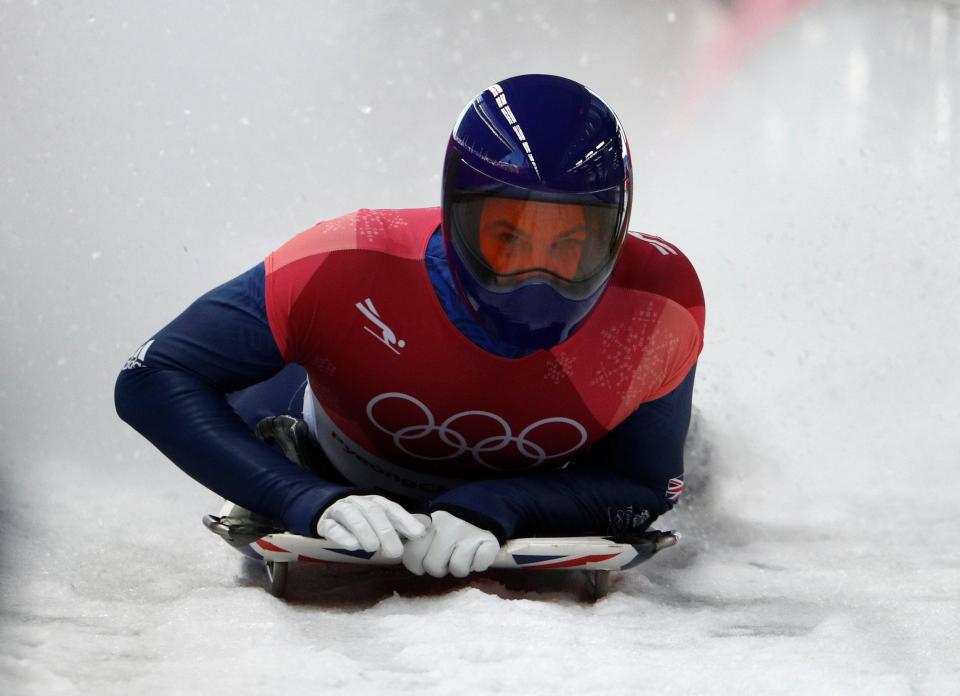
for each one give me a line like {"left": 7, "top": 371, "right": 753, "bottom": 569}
{"left": 552, "top": 237, "right": 584, "bottom": 253}
{"left": 494, "top": 229, "right": 531, "bottom": 256}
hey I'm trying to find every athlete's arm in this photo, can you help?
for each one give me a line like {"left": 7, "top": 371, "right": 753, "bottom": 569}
{"left": 114, "top": 264, "right": 356, "bottom": 535}
{"left": 427, "top": 365, "right": 696, "bottom": 542}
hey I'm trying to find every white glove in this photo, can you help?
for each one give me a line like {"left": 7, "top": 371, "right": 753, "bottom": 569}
{"left": 316, "top": 495, "right": 426, "bottom": 559}
{"left": 402, "top": 510, "right": 500, "bottom": 578}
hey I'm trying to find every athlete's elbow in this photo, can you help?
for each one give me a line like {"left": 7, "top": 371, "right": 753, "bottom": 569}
{"left": 114, "top": 369, "right": 134, "bottom": 425}
{"left": 114, "top": 366, "right": 153, "bottom": 430}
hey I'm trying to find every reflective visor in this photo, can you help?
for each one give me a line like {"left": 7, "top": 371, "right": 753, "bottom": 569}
{"left": 446, "top": 192, "right": 627, "bottom": 300}
{"left": 443, "top": 153, "right": 630, "bottom": 301}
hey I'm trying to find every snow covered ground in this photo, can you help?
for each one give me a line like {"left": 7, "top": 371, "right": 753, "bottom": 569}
{"left": 2, "top": 1, "right": 959, "bottom": 693}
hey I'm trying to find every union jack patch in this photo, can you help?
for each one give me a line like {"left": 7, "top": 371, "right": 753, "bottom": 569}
{"left": 666, "top": 476, "right": 684, "bottom": 503}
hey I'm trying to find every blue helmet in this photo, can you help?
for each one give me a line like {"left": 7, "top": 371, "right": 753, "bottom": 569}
{"left": 442, "top": 74, "right": 632, "bottom": 352}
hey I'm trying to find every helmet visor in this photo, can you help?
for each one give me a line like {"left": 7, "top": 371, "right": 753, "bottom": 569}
{"left": 446, "top": 192, "right": 627, "bottom": 300}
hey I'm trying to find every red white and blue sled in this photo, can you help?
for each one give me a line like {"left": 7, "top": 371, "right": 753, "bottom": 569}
{"left": 204, "top": 500, "right": 679, "bottom": 600}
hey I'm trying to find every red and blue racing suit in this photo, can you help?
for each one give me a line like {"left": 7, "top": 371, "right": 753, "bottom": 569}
{"left": 115, "top": 208, "right": 705, "bottom": 543}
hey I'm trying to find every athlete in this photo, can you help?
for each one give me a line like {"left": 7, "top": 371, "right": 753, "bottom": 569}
{"left": 115, "top": 74, "right": 705, "bottom": 580}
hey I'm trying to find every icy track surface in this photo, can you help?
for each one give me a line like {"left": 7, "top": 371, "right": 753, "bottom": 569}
{"left": 2, "top": 1, "right": 959, "bottom": 694}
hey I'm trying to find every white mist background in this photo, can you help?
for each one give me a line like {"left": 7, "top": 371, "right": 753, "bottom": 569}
{"left": 2, "top": 1, "right": 958, "bottom": 693}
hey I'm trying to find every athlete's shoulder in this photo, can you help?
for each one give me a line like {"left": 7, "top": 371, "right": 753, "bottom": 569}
{"left": 615, "top": 231, "right": 704, "bottom": 309}
{"left": 611, "top": 231, "right": 706, "bottom": 341}
{"left": 266, "top": 207, "right": 440, "bottom": 275}
{"left": 264, "top": 207, "right": 439, "bottom": 363}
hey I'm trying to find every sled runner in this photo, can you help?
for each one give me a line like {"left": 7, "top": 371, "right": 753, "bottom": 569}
{"left": 204, "top": 500, "right": 679, "bottom": 600}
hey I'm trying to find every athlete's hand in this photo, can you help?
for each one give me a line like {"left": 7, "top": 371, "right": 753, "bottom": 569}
{"left": 316, "top": 495, "right": 426, "bottom": 559}
{"left": 402, "top": 511, "right": 500, "bottom": 578}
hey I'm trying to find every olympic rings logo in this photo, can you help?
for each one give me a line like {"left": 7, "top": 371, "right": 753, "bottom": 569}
{"left": 366, "top": 392, "right": 588, "bottom": 472}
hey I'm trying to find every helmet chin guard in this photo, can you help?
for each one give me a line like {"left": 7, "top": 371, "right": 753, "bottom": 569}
{"left": 446, "top": 232, "right": 609, "bottom": 348}
{"left": 442, "top": 74, "right": 632, "bottom": 353}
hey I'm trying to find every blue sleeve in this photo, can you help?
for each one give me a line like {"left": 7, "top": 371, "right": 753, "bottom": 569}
{"left": 114, "top": 264, "right": 356, "bottom": 535}
{"left": 429, "top": 365, "right": 696, "bottom": 542}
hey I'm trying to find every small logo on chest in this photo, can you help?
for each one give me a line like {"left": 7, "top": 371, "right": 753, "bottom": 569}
{"left": 356, "top": 297, "right": 405, "bottom": 355}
